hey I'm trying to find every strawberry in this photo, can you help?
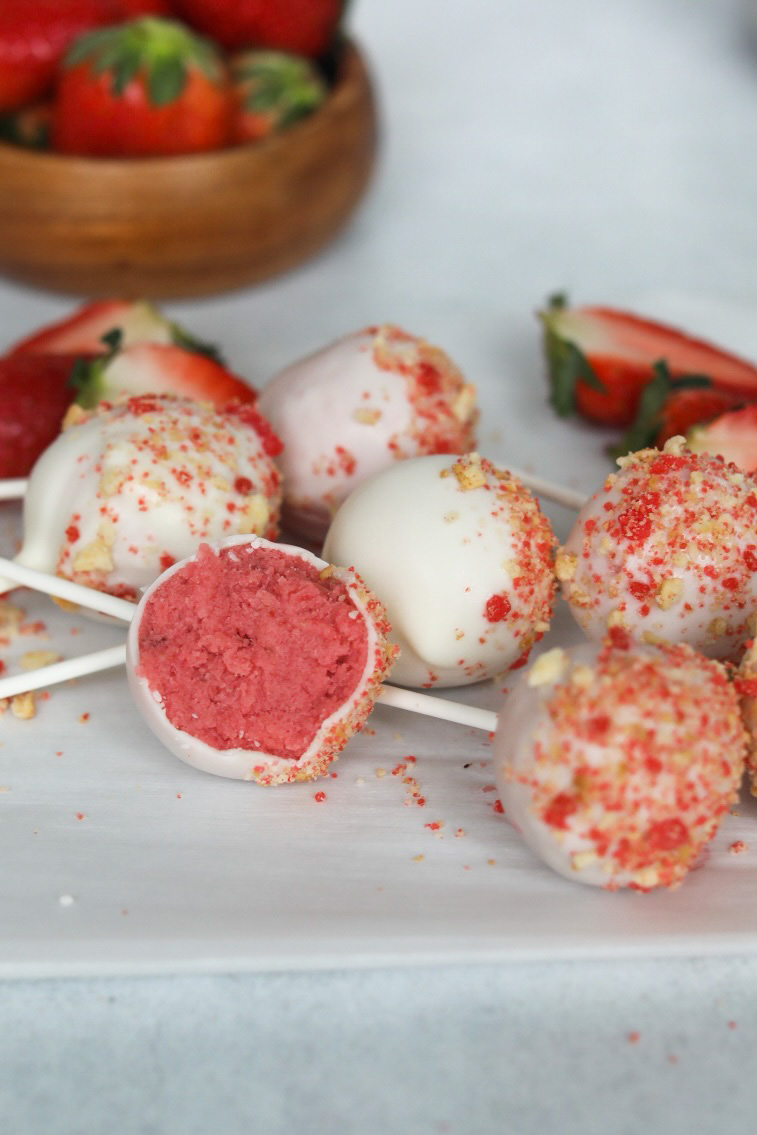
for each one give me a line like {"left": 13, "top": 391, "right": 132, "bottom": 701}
{"left": 0, "top": 0, "right": 170, "bottom": 113}
{"left": 229, "top": 50, "right": 327, "bottom": 143}
{"left": 0, "top": 354, "right": 79, "bottom": 477}
{"left": 541, "top": 294, "right": 757, "bottom": 427}
{"left": 1, "top": 300, "right": 255, "bottom": 476}
{"left": 71, "top": 340, "right": 256, "bottom": 409}
{"left": 173, "top": 0, "right": 346, "bottom": 58}
{"left": 52, "top": 17, "right": 233, "bottom": 157}
{"left": 11, "top": 298, "right": 209, "bottom": 357}
{"left": 687, "top": 404, "right": 757, "bottom": 473}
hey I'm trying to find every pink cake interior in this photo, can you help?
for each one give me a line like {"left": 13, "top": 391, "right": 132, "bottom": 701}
{"left": 136, "top": 543, "right": 370, "bottom": 759}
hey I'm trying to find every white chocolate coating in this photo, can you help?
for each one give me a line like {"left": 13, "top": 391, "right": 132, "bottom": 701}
{"left": 323, "top": 453, "right": 556, "bottom": 688}
{"left": 126, "top": 535, "right": 397, "bottom": 784}
{"left": 11, "top": 395, "right": 282, "bottom": 600}
{"left": 559, "top": 438, "right": 757, "bottom": 661}
{"left": 492, "top": 640, "right": 747, "bottom": 891}
{"left": 258, "top": 324, "right": 477, "bottom": 542}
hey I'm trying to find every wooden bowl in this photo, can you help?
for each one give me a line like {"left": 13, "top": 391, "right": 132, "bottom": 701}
{"left": 0, "top": 41, "right": 378, "bottom": 299}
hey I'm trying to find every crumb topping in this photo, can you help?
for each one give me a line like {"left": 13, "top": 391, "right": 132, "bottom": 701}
{"left": 510, "top": 640, "right": 747, "bottom": 890}
{"left": 560, "top": 443, "right": 757, "bottom": 660}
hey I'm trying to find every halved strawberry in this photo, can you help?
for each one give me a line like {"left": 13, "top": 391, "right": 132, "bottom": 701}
{"left": 0, "top": 354, "right": 79, "bottom": 477}
{"left": 540, "top": 294, "right": 757, "bottom": 427}
{"left": 687, "top": 405, "right": 757, "bottom": 473}
{"left": 71, "top": 341, "right": 256, "bottom": 409}
{"left": 10, "top": 298, "right": 220, "bottom": 360}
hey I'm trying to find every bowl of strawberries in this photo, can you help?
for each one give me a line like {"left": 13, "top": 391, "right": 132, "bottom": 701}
{"left": 0, "top": 1, "right": 377, "bottom": 298}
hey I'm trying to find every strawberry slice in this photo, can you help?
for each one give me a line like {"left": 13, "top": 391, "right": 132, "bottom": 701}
{"left": 0, "top": 354, "right": 79, "bottom": 477}
{"left": 687, "top": 405, "right": 757, "bottom": 473}
{"left": 540, "top": 294, "right": 757, "bottom": 427}
{"left": 71, "top": 341, "right": 256, "bottom": 409}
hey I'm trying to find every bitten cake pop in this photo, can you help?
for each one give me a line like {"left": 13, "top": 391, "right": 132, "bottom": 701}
{"left": 258, "top": 324, "right": 478, "bottom": 542}
{"left": 0, "top": 394, "right": 282, "bottom": 600}
{"left": 323, "top": 452, "right": 556, "bottom": 688}
{"left": 492, "top": 637, "right": 747, "bottom": 891}
{"left": 558, "top": 436, "right": 757, "bottom": 661}
{"left": 127, "top": 536, "right": 398, "bottom": 783}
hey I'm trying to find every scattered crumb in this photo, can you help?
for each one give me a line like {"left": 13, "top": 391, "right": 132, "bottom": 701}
{"left": 11, "top": 692, "right": 36, "bottom": 719}
{"left": 375, "top": 767, "right": 387, "bottom": 778}
{"left": 730, "top": 841, "right": 747, "bottom": 854}
{"left": 493, "top": 799, "right": 504, "bottom": 814}
{"left": 412, "top": 854, "right": 424, "bottom": 862}
{"left": 355, "top": 777, "right": 365, "bottom": 786}
{"left": 76, "top": 812, "right": 86, "bottom": 821}
{"left": 487, "top": 858, "right": 496, "bottom": 866}
{"left": 78, "top": 712, "right": 90, "bottom": 723}
{"left": 20, "top": 650, "right": 62, "bottom": 671}
{"left": 628, "top": 1031, "right": 641, "bottom": 1045}
{"left": 314, "top": 791, "right": 327, "bottom": 803}
{"left": 728, "top": 1020, "right": 738, "bottom": 1030}
{"left": 58, "top": 894, "right": 75, "bottom": 907}
{"left": 455, "top": 828, "right": 465, "bottom": 838}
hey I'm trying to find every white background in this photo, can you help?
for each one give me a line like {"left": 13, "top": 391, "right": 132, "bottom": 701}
{"left": 2, "top": 0, "right": 757, "bottom": 1131}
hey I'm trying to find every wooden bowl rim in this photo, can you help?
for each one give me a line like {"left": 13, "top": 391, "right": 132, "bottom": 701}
{"left": 0, "top": 37, "right": 371, "bottom": 177}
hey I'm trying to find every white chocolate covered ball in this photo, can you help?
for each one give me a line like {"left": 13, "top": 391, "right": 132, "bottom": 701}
{"left": 492, "top": 639, "right": 747, "bottom": 891}
{"left": 558, "top": 438, "right": 757, "bottom": 661}
{"left": 258, "top": 324, "right": 478, "bottom": 542}
{"left": 6, "top": 394, "right": 282, "bottom": 600}
{"left": 323, "top": 452, "right": 556, "bottom": 688}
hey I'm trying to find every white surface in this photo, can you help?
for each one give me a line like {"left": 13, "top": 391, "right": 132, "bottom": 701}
{"left": 3, "top": 0, "right": 757, "bottom": 1130}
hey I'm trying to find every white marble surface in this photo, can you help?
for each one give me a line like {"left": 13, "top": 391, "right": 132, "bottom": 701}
{"left": 3, "top": 0, "right": 757, "bottom": 1130}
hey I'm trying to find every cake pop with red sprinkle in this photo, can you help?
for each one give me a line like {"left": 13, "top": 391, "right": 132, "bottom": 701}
{"left": 0, "top": 394, "right": 283, "bottom": 601}
{"left": 323, "top": 452, "right": 556, "bottom": 688}
{"left": 492, "top": 637, "right": 747, "bottom": 891}
{"left": 557, "top": 436, "right": 757, "bottom": 661}
{"left": 258, "top": 324, "right": 478, "bottom": 543}
{"left": 735, "top": 639, "right": 757, "bottom": 797}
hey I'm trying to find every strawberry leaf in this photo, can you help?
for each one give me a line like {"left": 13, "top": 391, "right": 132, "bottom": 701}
{"left": 610, "top": 362, "right": 712, "bottom": 458}
{"left": 147, "top": 57, "right": 188, "bottom": 107}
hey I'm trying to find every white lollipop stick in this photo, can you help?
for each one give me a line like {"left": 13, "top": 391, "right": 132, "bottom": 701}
{"left": 0, "top": 556, "right": 136, "bottom": 621}
{"left": 0, "top": 478, "right": 29, "bottom": 502}
{"left": 0, "top": 645, "right": 126, "bottom": 700}
{"left": 0, "top": 555, "right": 499, "bottom": 732}
{"left": 508, "top": 468, "right": 588, "bottom": 512}
{"left": 0, "top": 472, "right": 587, "bottom": 511}
{"left": 377, "top": 685, "right": 497, "bottom": 733}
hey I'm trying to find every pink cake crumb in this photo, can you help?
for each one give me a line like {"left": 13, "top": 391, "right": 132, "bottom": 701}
{"left": 137, "top": 543, "right": 375, "bottom": 760}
